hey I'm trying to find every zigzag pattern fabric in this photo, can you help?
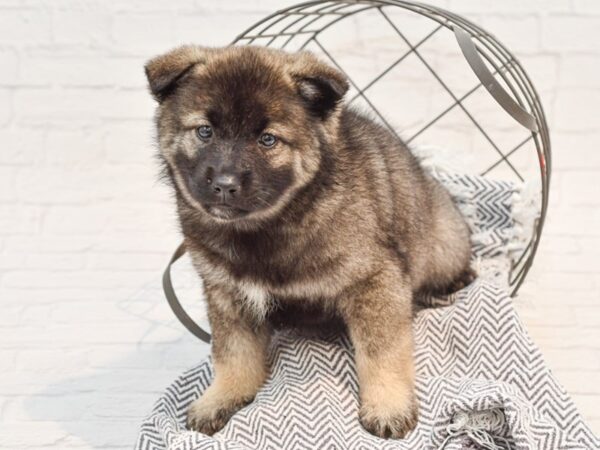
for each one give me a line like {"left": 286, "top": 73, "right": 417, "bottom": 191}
{"left": 135, "top": 280, "right": 599, "bottom": 449}
{"left": 431, "top": 170, "right": 516, "bottom": 261}
{"left": 135, "top": 173, "right": 599, "bottom": 449}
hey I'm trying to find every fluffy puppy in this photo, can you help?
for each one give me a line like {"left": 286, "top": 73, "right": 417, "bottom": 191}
{"left": 145, "top": 45, "right": 473, "bottom": 439}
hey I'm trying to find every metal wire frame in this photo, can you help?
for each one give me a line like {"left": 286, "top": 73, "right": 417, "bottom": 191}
{"left": 232, "top": 0, "right": 551, "bottom": 297}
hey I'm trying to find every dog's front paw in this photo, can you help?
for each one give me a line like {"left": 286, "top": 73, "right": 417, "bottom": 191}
{"left": 359, "top": 396, "right": 418, "bottom": 439}
{"left": 186, "top": 391, "right": 253, "bottom": 435}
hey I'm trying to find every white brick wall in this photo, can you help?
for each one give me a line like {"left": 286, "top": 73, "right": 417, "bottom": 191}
{"left": 0, "top": 1, "right": 599, "bottom": 447}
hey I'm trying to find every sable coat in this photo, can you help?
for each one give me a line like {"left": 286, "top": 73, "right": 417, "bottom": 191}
{"left": 145, "top": 45, "right": 472, "bottom": 439}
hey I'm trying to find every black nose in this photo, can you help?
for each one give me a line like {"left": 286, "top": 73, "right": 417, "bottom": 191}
{"left": 211, "top": 173, "right": 240, "bottom": 198}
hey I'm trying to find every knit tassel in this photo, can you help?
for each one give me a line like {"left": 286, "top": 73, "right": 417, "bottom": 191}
{"left": 438, "top": 409, "right": 513, "bottom": 450}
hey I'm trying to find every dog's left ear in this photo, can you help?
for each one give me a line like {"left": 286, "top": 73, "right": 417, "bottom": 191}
{"left": 290, "top": 52, "right": 349, "bottom": 119}
{"left": 145, "top": 45, "right": 211, "bottom": 102}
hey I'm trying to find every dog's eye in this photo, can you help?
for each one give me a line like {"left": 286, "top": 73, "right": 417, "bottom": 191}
{"left": 259, "top": 133, "right": 277, "bottom": 148}
{"left": 196, "top": 125, "right": 213, "bottom": 139}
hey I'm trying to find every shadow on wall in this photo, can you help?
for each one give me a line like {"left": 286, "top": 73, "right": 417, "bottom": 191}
{"left": 24, "top": 268, "right": 211, "bottom": 448}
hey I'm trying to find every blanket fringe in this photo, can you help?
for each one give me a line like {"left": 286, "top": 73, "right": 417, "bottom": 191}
{"left": 507, "top": 178, "right": 541, "bottom": 259}
{"left": 438, "top": 409, "right": 513, "bottom": 450}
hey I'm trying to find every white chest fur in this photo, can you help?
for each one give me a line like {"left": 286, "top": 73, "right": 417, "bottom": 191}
{"left": 237, "top": 281, "right": 273, "bottom": 320}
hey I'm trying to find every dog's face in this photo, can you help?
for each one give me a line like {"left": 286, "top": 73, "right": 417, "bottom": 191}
{"left": 145, "top": 46, "right": 349, "bottom": 225}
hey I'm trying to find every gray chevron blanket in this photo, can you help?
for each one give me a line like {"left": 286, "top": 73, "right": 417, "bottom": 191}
{"left": 135, "top": 279, "right": 599, "bottom": 450}
{"left": 135, "top": 171, "right": 599, "bottom": 449}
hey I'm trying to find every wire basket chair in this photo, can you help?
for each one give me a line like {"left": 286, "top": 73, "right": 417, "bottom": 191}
{"left": 233, "top": 0, "right": 551, "bottom": 297}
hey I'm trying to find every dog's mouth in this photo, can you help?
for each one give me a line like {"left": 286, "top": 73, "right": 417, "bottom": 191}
{"left": 204, "top": 203, "right": 250, "bottom": 220}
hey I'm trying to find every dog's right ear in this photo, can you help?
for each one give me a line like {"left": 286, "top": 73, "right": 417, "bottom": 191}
{"left": 144, "top": 45, "right": 209, "bottom": 102}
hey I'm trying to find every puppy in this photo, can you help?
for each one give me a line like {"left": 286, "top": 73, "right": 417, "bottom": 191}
{"left": 145, "top": 45, "right": 472, "bottom": 439}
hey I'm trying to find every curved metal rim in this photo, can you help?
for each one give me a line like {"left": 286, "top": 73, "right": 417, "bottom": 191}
{"left": 232, "top": 0, "right": 552, "bottom": 297}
